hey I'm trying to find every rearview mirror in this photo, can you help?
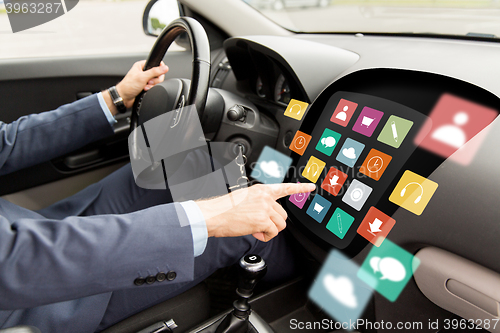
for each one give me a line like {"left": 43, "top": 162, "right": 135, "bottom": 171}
{"left": 142, "top": 0, "right": 181, "bottom": 37}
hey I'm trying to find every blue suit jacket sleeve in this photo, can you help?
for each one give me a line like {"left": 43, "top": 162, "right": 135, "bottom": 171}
{"left": 0, "top": 94, "right": 114, "bottom": 176}
{"left": 0, "top": 95, "right": 196, "bottom": 310}
{"left": 0, "top": 201, "right": 195, "bottom": 310}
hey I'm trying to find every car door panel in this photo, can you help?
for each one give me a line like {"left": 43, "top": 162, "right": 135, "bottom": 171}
{"left": 0, "top": 50, "right": 195, "bottom": 206}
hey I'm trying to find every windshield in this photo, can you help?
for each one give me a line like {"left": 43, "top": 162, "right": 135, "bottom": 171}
{"left": 242, "top": 0, "right": 500, "bottom": 39}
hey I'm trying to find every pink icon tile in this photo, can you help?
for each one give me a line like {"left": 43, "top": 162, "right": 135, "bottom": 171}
{"left": 352, "top": 107, "right": 384, "bottom": 137}
{"left": 289, "top": 182, "right": 311, "bottom": 209}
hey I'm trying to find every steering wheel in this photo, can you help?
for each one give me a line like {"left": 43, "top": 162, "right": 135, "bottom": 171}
{"left": 130, "top": 17, "right": 211, "bottom": 130}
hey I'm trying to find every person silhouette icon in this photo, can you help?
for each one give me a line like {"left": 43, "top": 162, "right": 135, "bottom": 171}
{"left": 431, "top": 111, "right": 468, "bottom": 148}
{"left": 331, "top": 98, "right": 358, "bottom": 127}
{"left": 336, "top": 105, "right": 348, "bottom": 122}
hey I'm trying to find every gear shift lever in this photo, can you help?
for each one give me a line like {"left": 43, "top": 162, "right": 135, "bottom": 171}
{"left": 215, "top": 254, "right": 267, "bottom": 333}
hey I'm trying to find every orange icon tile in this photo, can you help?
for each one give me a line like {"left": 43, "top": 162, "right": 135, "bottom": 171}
{"left": 360, "top": 149, "right": 392, "bottom": 181}
{"left": 289, "top": 131, "right": 312, "bottom": 156}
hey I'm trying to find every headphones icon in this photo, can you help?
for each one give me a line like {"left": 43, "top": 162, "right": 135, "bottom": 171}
{"left": 290, "top": 104, "right": 302, "bottom": 115}
{"left": 400, "top": 182, "right": 424, "bottom": 204}
{"left": 307, "top": 163, "right": 319, "bottom": 177}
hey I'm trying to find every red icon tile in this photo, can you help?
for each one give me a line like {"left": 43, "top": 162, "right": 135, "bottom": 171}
{"left": 357, "top": 207, "right": 396, "bottom": 247}
{"left": 414, "top": 93, "right": 497, "bottom": 165}
{"left": 320, "top": 167, "right": 348, "bottom": 196}
{"left": 330, "top": 99, "right": 358, "bottom": 127}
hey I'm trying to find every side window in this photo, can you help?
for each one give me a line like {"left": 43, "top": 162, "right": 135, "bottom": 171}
{"left": 0, "top": 0, "right": 183, "bottom": 59}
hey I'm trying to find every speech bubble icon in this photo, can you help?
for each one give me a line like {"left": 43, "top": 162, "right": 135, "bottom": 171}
{"left": 321, "top": 136, "right": 336, "bottom": 148}
{"left": 378, "top": 257, "right": 406, "bottom": 282}
{"left": 370, "top": 257, "right": 381, "bottom": 273}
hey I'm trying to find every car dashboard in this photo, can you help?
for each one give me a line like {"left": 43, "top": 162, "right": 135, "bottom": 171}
{"left": 211, "top": 33, "right": 500, "bottom": 330}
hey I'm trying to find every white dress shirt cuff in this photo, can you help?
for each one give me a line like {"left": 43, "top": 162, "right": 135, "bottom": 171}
{"left": 180, "top": 201, "right": 208, "bottom": 257}
{"left": 97, "top": 92, "right": 117, "bottom": 127}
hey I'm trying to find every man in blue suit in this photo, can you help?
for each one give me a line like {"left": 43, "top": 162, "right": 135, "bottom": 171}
{"left": 0, "top": 61, "right": 314, "bottom": 332}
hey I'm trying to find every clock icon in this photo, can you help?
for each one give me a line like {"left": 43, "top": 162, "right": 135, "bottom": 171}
{"left": 294, "top": 135, "right": 306, "bottom": 150}
{"left": 367, "top": 156, "right": 383, "bottom": 173}
{"left": 293, "top": 192, "right": 306, "bottom": 202}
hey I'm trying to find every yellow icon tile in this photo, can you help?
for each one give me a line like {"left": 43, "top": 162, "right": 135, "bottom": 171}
{"left": 389, "top": 170, "right": 438, "bottom": 216}
{"left": 284, "top": 99, "right": 309, "bottom": 121}
{"left": 302, "top": 156, "right": 326, "bottom": 183}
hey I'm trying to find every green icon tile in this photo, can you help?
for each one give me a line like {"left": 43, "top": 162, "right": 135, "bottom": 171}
{"left": 326, "top": 208, "right": 355, "bottom": 239}
{"left": 377, "top": 115, "right": 413, "bottom": 148}
{"left": 357, "top": 238, "right": 420, "bottom": 302}
{"left": 315, "top": 128, "right": 341, "bottom": 156}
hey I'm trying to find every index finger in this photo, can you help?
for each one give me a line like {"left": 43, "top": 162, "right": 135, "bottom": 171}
{"left": 266, "top": 183, "right": 316, "bottom": 200}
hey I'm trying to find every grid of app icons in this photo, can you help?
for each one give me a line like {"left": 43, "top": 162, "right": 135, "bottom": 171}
{"left": 283, "top": 97, "right": 429, "bottom": 310}
{"left": 285, "top": 95, "right": 435, "bottom": 246}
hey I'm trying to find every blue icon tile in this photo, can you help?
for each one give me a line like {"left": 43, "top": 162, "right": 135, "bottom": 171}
{"left": 306, "top": 194, "right": 332, "bottom": 223}
{"left": 336, "top": 138, "right": 365, "bottom": 168}
{"left": 309, "top": 250, "right": 375, "bottom": 325}
{"left": 250, "top": 146, "right": 292, "bottom": 184}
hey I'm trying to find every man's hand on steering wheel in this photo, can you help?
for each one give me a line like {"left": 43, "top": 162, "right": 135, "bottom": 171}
{"left": 103, "top": 60, "right": 169, "bottom": 115}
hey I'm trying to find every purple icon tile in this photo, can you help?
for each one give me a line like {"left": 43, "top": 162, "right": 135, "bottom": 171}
{"left": 352, "top": 107, "right": 384, "bottom": 137}
{"left": 289, "top": 183, "right": 311, "bottom": 209}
